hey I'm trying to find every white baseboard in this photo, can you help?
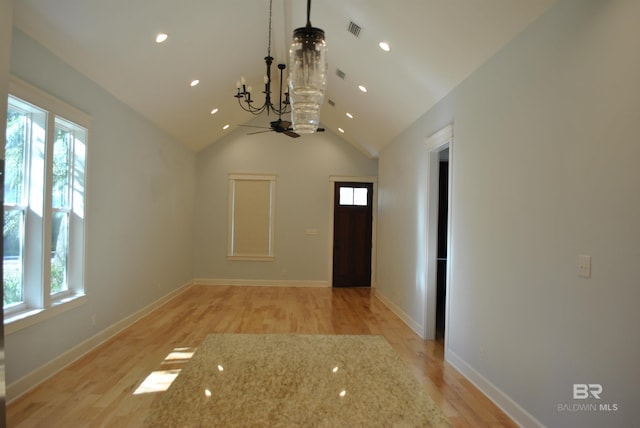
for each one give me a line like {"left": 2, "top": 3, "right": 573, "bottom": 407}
{"left": 194, "top": 278, "right": 330, "bottom": 288}
{"left": 374, "top": 289, "right": 425, "bottom": 338}
{"left": 6, "top": 281, "right": 194, "bottom": 403}
{"left": 445, "top": 349, "right": 543, "bottom": 428}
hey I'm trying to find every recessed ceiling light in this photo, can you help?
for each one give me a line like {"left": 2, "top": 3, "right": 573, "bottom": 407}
{"left": 223, "top": 124, "right": 230, "bottom": 130}
{"left": 190, "top": 79, "right": 200, "bottom": 87}
{"left": 155, "top": 33, "right": 168, "bottom": 43}
{"left": 379, "top": 41, "right": 391, "bottom": 52}
{"left": 338, "top": 127, "right": 345, "bottom": 133}
{"left": 346, "top": 112, "right": 354, "bottom": 119}
{"left": 210, "top": 108, "right": 219, "bottom": 115}
{"left": 358, "top": 85, "right": 368, "bottom": 93}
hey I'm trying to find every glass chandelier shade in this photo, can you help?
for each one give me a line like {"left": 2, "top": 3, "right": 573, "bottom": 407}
{"left": 288, "top": 2, "right": 327, "bottom": 134}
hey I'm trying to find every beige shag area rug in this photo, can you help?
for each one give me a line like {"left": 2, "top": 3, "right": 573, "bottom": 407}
{"left": 143, "top": 334, "right": 451, "bottom": 427}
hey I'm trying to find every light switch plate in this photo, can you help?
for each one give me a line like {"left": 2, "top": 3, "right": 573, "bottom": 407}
{"left": 578, "top": 255, "right": 591, "bottom": 278}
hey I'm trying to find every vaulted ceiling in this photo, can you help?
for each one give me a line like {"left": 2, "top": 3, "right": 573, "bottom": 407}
{"left": 12, "top": 0, "right": 557, "bottom": 156}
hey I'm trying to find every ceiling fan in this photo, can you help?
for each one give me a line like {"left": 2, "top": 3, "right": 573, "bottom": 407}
{"left": 242, "top": 119, "right": 299, "bottom": 138}
{"left": 241, "top": 119, "right": 325, "bottom": 139}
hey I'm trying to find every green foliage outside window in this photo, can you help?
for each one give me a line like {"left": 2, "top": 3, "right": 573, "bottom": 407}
{"left": 4, "top": 108, "right": 27, "bottom": 306}
{"left": 4, "top": 108, "right": 73, "bottom": 304}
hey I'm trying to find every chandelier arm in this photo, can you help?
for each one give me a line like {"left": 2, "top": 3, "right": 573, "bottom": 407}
{"left": 236, "top": 96, "right": 268, "bottom": 115}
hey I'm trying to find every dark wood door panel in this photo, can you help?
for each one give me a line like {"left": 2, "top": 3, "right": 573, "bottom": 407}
{"left": 333, "top": 182, "right": 373, "bottom": 287}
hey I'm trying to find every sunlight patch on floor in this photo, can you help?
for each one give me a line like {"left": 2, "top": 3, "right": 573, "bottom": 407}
{"left": 133, "top": 369, "right": 181, "bottom": 395}
{"left": 162, "top": 347, "right": 196, "bottom": 364}
{"left": 133, "top": 346, "right": 196, "bottom": 395}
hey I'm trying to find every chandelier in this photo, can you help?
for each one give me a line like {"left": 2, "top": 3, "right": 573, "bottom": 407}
{"left": 234, "top": 0, "right": 327, "bottom": 134}
{"left": 289, "top": 0, "right": 328, "bottom": 133}
{"left": 234, "top": 0, "right": 290, "bottom": 117}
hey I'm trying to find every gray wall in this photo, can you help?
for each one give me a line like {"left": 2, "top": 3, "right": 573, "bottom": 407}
{"left": 377, "top": 0, "right": 640, "bottom": 426}
{"left": 6, "top": 29, "right": 196, "bottom": 386}
{"left": 193, "top": 120, "right": 378, "bottom": 282}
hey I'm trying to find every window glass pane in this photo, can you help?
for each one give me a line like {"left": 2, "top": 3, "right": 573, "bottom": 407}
{"left": 354, "top": 188, "right": 368, "bottom": 206}
{"left": 3, "top": 210, "right": 25, "bottom": 306}
{"left": 5, "top": 107, "right": 28, "bottom": 206}
{"left": 51, "top": 211, "right": 69, "bottom": 294}
{"left": 339, "top": 187, "right": 353, "bottom": 205}
{"left": 53, "top": 126, "right": 72, "bottom": 209}
{"left": 5, "top": 91, "right": 88, "bottom": 313}
{"left": 72, "top": 135, "right": 87, "bottom": 216}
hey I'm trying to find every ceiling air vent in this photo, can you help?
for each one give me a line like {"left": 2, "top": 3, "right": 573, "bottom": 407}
{"left": 347, "top": 21, "right": 362, "bottom": 38}
{"left": 328, "top": 99, "right": 336, "bottom": 107}
{"left": 336, "top": 68, "right": 346, "bottom": 80}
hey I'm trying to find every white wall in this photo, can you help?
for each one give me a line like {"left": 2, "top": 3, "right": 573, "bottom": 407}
{"left": 193, "top": 119, "right": 378, "bottom": 283}
{"left": 6, "top": 29, "right": 196, "bottom": 388}
{"left": 377, "top": 0, "right": 640, "bottom": 426}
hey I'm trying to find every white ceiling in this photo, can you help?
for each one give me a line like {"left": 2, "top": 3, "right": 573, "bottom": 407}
{"left": 12, "top": 0, "right": 557, "bottom": 156}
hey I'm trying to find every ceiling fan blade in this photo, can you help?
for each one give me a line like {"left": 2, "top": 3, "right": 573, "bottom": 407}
{"left": 280, "top": 120, "right": 292, "bottom": 129}
{"left": 247, "top": 130, "right": 274, "bottom": 135}
{"left": 239, "top": 124, "right": 271, "bottom": 129}
{"left": 284, "top": 130, "right": 300, "bottom": 138}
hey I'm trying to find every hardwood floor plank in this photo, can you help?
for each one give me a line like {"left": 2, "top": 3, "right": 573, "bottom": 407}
{"left": 7, "top": 285, "right": 515, "bottom": 427}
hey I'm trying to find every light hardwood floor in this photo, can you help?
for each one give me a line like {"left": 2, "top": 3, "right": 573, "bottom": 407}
{"left": 7, "top": 285, "right": 516, "bottom": 427}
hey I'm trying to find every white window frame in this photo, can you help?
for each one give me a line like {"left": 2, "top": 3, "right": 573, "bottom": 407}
{"left": 4, "top": 77, "right": 90, "bottom": 334}
{"left": 227, "top": 174, "right": 276, "bottom": 261}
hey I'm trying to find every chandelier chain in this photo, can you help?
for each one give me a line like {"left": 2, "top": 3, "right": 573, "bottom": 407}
{"left": 267, "top": 0, "right": 272, "bottom": 57}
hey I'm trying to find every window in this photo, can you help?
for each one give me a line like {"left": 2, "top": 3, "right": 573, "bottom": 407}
{"left": 227, "top": 174, "right": 276, "bottom": 261}
{"left": 339, "top": 186, "right": 368, "bottom": 206}
{"left": 4, "top": 78, "right": 89, "bottom": 329}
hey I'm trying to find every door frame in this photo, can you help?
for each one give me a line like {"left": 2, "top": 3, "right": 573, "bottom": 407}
{"left": 424, "top": 125, "right": 453, "bottom": 342}
{"left": 328, "top": 176, "right": 378, "bottom": 288}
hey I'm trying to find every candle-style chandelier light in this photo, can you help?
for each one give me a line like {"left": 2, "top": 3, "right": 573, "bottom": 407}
{"left": 234, "top": 0, "right": 290, "bottom": 117}
{"left": 234, "top": 0, "right": 327, "bottom": 134}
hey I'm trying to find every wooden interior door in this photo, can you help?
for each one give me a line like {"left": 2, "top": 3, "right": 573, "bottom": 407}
{"left": 332, "top": 182, "right": 373, "bottom": 287}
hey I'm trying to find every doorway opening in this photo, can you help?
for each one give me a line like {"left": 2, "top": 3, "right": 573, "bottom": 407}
{"left": 332, "top": 182, "right": 374, "bottom": 287}
{"left": 425, "top": 125, "right": 453, "bottom": 341}
{"left": 435, "top": 151, "right": 449, "bottom": 339}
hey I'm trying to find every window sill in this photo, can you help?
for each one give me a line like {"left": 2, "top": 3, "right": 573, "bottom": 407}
{"left": 4, "top": 293, "right": 88, "bottom": 335}
{"left": 227, "top": 255, "right": 276, "bottom": 262}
